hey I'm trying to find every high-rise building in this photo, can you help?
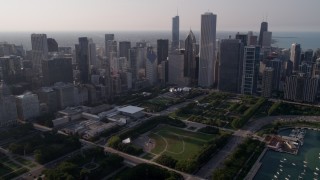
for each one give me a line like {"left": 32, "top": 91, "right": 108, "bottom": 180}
{"left": 47, "top": 38, "right": 58, "bottom": 52}
{"left": 0, "top": 82, "right": 17, "bottom": 127}
{"left": 31, "top": 34, "right": 48, "bottom": 75}
{"left": 42, "top": 57, "right": 73, "bottom": 86}
{"left": 261, "top": 67, "right": 274, "bottom": 97}
{"left": 53, "top": 82, "right": 76, "bottom": 109}
{"left": 88, "top": 39, "right": 97, "bottom": 68}
{"left": 284, "top": 74, "right": 318, "bottom": 103}
{"left": 262, "top": 31, "right": 272, "bottom": 47}
{"left": 0, "top": 56, "right": 23, "bottom": 84}
{"left": 16, "top": 92, "right": 40, "bottom": 121}
{"left": 266, "top": 58, "right": 282, "bottom": 91}
{"left": 37, "top": 87, "right": 58, "bottom": 113}
{"left": 105, "top": 34, "right": 115, "bottom": 56}
{"left": 119, "top": 41, "right": 131, "bottom": 60}
{"left": 184, "top": 30, "right": 198, "bottom": 86}
{"left": 77, "top": 37, "right": 90, "bottom": 83}
{"left": 241, "top": 46, "right": 260, "bottom": 95}
{"left": 299, "top": 62, "right": 313, "bottom": 78}
{"left": 129, "top": 48, "right": 138, "bottom": 83}
{"left": 198, "top": 12, "right": 217, "bottom": 87}
{"left": 304, "top": 49, "right": 314, "bottom": 63}
{"left": 290, "top": 43, "right": 301, "bottom": 72}
{"left": 258, "top": 22, "right": 268, "bottom": 46}
{"left": 146, "top": 47, "right": 158, "bottom": 85}
{"left": 172, "top": 15, "right": 180, "bottom": 50}
{"left": 247, "top": 31, "right": 258, "bottom": 46}
{"left": 236, "top": 32, "right": 248, "bottom": 46}
{"left": 157, "top": 39, "right": 169, "bottom": 65}
{"left": 218, "top": 39, "right": 244, "bottom": 93}
{"left": 169, "top": 50, "right": 187, "bottom": 86}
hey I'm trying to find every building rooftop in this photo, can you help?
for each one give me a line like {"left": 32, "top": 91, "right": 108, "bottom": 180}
{"left": 118, "top": 105, "right": 144, "bottom": 114}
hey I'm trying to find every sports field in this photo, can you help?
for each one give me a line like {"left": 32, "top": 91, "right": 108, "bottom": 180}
{"left": 147, "top": 125, "right": 217, "bottom": 161}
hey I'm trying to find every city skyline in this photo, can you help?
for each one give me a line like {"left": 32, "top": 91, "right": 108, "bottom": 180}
{"left": 1, "top": 0, "right": 320, "bottom": 32}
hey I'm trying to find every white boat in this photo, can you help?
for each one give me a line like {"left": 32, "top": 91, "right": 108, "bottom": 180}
{"left": 304, "top": 161, "right": 308, "bottom": 164}
{"left": 280, "top": 169, "right": 283, "bottom": 172}
{"left": 292, "top": 163, "right": 296, "bottom": 166}
{"left": 288, "top": 175, "right": 291, "bottom": 177}
{"left": 280, "top": 160, "right": 284, "bottom": 163}
{"left": 304, "top": 165, "right": 307, "bottom": 167}
{"left": 280, "top": 165, "right": 283, "bottom": 167}
{"left": 284, "top": 158, "right": 287, "bottom": 161}
{"left": 302, "top": 172, "right": 305, "bottom": 175}
{"left": 316, "top": 167, "right": 319, "bottom": 171}
{"left": 285, "top": 178, "right": 289, "bottom": 180}
{"left": 274, "top": 175, "right": 278, "bottom": 178}
{"left": 315, "top": 172, "right": 319, "bottom": 175}
{"left": 277, "top": 172, "right": 279, "bottom": 175}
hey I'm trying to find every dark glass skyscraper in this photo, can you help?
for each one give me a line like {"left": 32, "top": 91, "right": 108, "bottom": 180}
{"left": 157, "top": 39, "right": 169, "bottom": 65}
{"left": 172, "top": 15, "right": 179, "bottom": 50}
{"left": 47, "top": 38, "right": 58, "bottom": 52}
{"left": 77, "top": 37, "right": 90, "bottom": 83}
{"left": 119, "top": 41, "right": 131, "bottom": 60}
{"left": 184, "top": 30, "right": 198, "bottom": 86}
{"left": 258, "top": 22, "right": 268, "bottom": 46}
{"left": 218, "top": 39, "right": 244, "bottom": 93}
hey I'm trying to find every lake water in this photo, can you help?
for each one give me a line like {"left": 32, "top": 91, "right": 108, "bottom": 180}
{"left": 254, "top": 129, "right": 320, "bottom": 180}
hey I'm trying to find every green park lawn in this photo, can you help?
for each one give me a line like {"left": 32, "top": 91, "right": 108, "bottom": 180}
{"left": 148, "top": 125, "right": 216, "bottom": 161}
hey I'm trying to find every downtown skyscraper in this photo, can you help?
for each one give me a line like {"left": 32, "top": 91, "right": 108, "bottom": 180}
{"left": 290, "top": 43, "right": 301, "bottom": 72}
{"left": 77, "top": 37, "right": 90, "bottom": 84}
{"left": 198, "top": 12, "right": 217, "bottom": 87}
{"left": 31, "top": 34, "right": 48, "bottom": 76}
{"left": 184, "top": 30, "right": 198, "bottom": 86}
{"left": 258, "top": 21, "right": 268, "bottom": 46}
{"left": 172, "top": 15, "right": 179, "bottom": 50}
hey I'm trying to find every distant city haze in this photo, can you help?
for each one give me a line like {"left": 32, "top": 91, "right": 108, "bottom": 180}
{"left": 1, "top": 0, "right": 320, "bottom": 32}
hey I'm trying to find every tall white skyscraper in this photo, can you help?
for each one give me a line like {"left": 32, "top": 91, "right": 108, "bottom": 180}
{"left": 290, "top": 43, "right": 301, "bottom": 72}
{"left": 31, "top": 34, "right": 48, "bottom": 75}
{"left": 198, "top": 12, "right": 217, "bottom": 87}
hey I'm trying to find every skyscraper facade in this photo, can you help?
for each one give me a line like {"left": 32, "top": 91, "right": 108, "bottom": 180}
{"left": 0, "top": 82, "right": 17, "bottom": 127}
{"left": 218, "top": 39, "right": 244, "bottom": 93}
{"left": 184, "top": 30, "right": 198, "bottom": 86}
{"left": 42, "top": 57, "right": 73, "bottom": 86}
{"left": 31, "top": 34, "right": 48, "bottom": 75}
{"left": 290, "top": 43, "right": 301, "bottom": 72}
{"left": 105, "top": 34, "right": 115, "bottom": 56}
{"left": 198, "top": 12, "right": 217, "bottom": 87}
{"left": 261, "top": 67, "right": 274, "bottom": 97}
{"left": 157, "top": 39, "right": 169, "bottom": 65}
{"left": 77, "top": 37, "right": 90, "bottom": 83}
{"left": 241, "top": 46, "right": 260, "bottom": 95}
{"left": 146, "top": 47, "right": 158, "bottom": 85}
{"left": 258, "top": 22, "right": 268, "bottom": 46}
{"left": 47, "top": 38, "right": 58, "bottom": 52}
{"left": 172, "top": 15, "right": 180, "bottom": 50}
{"left": 119, "top": 41, "right": 131, "bottom": 60}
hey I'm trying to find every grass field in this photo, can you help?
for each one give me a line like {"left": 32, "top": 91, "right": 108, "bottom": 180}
{"left": 148, "top": 125, "right": 217, "bottom": 161}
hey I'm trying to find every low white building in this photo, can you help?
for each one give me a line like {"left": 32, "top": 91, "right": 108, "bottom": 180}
{"left": 117, "top": 105, "right": 145, "bottom": 119}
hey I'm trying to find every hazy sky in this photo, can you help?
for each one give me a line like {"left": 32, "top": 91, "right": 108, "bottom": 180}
{"left": 1, "top": 0, "right": 320, "bottom": 32}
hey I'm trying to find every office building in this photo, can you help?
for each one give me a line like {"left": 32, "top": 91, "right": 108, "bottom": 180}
{"left": 172, "top": 15, "right": 180, "bottom": 50}
{"left": 157, "top": 39, "right": 169, "bottom": 65}
{"left": 258, "top": 22, "right": 268, "bottom": 46}
{"left": 218, "top": 39, "right": 244, "bottom": 93}
{"left": 247, "top": 31, "right": 258, "bottom": 46}
{"left": 53, "top": 82, "right": 76, "bottom": 109}
{"left": 88, "top": 40, "right": 97, "bottom": 68}
{"left": 16, "top": 92, "right": 40, "bottom": 121}
{"left": 266, "top": 58, "right": 282, "bottom": 91}
{"left": 47, "top": 38, "right": 58, "bottom": 52}
{"left": 0, "top": 82, "right": 17, "bottom": 127}
{"left": 290, "top": 43, "right": 301, "bottom": 72}
{"left": 299, "top": 62, "right": 313, "bottom": 78}
{"left": 105, "top": 34, "right": 115, "bottom": 56}
{"left": 42, "top": 57, "right": 73, "bottom": 86}
{"left": 262, "top": 31, "right": 272, "bottom": 47}
{"left": 77, "top": 37, "right": 90, "bottom": 83}
{"left": 37, "top": 87, "right": 58, "bottom": 113}
{"left": 169, "top": 50, "right": 187, "bottom": 86}
{"left": 198, "top": 12, "right": 217, "bottom": 87}
{"left": 241, "top": 46, "right": 260, "bottom": 94}
{"left": 236, "top": 32, "right": 248, "bottom": 46}
{"left": 0, "top": 56, "right": 23, "bottom": 84}
{"left": 284, "top": 74, "right": 318, "bottom": 103}
{"left": 184, "top": 30, "right": 198, "bottom": 86}
{"left": 31, "top": 34, "right": 48, "bottom": 75}
{"left": 119, "top": 41, "right": 131, "bottom": 60}
{"left": 261, "top": 67, "right": 274, "bottom": 97}
{"left": 304, "top": 49, "right": 314, "bottom": 63}
{"left": 146, "top": 47, "right": 158, "bottom": 85}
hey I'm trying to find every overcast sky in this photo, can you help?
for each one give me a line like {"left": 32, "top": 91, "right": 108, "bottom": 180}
{"left": 1, "top": 0, "right": 319, "bottom": 32}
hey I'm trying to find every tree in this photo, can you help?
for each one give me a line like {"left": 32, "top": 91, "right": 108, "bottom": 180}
{"left": 155, "top": 155, "right": 177, "bottom": 168}
{"left": 107, "top": 136, "right": 121, "bottom": 148}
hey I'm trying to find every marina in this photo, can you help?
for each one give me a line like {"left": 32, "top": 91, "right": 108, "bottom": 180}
{"left": 254, "top": 129, "right": 320, "bottom": 180}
